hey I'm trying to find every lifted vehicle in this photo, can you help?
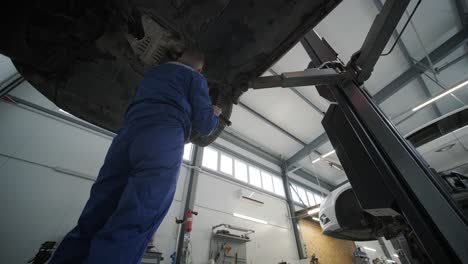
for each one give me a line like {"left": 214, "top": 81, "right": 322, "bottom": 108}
{"left": 0, "top": 0, "right": 341, "bottom": 146}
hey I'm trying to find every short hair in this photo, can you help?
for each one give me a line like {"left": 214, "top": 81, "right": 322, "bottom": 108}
{"left": 177, "top": 46, "right": 205, "bottom": 69}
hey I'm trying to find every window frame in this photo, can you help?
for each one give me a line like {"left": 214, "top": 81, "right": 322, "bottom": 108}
{"left": 272, "top": 176, "right": 286, "bottom": 197}
{"left": 183, "top": 143, "right": 193, "bottom": 162}
{"left": 201, "top": 147, "right": 220, "bottom": 171}
{"left": 219, "top": 153, "right": 234, "bottom": 176}
{"left": 197, "top": 146, "right": 326, "bottom": 202}
{"left": 248, "top": 165, "right": 262, "bottom": 188}
{"left": 261, "top": 171, "right": 274, "bottom": 193}
{"left": 234, "top": 159, "right": 249, "bottom": 183}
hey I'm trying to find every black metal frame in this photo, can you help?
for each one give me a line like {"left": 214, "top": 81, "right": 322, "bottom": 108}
{"left": 281, "top": 163, "right": 307, "bottom": 259}
{"left": 249, "top": 0, "right": 468, "bottom": 262}
{"left": 175, "top": 146, "right": 203, "bottom": 264}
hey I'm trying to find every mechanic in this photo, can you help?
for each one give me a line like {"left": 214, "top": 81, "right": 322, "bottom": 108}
{"left": 49, "top": 47, "right": 221, "bottom": 264}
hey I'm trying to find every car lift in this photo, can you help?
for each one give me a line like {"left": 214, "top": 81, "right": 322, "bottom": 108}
{"left": 249, "top": 0, "right": 468, "bottom": 262}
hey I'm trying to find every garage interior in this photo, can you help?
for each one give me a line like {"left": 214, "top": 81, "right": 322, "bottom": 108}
{"left": 1, "top": 0, "right": 468, "bottom": 263}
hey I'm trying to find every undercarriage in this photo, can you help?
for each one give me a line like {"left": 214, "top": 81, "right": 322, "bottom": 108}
{"left": 0, "top": 0, "right": 340, "bottom": 145}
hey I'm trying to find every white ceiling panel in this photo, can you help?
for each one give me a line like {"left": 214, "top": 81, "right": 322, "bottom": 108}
{"left": 379, "top": 79, "right": 431, "bottom": 119}
{"left": 315, "top": 0, "right": 376, "bottom": 62}
{"left": 313, "top": 0, "right": 413, "bottom": 96}
{"left": 240, "top": 87, "right": 325, "bottom": 143}
{"left": 228, "top": 105, "right": 303, "bottom": 158}
{"left": 271, "top": 43, "right": 310, "bottom": 73}
{"left": 365, "top": 49, "right": 411, "bottom": 95}
{"left": 293, "top": 86, "right": 329, "bottom": 114}
{"left": 399, "top": 0, "right": 461, "bottom": 61}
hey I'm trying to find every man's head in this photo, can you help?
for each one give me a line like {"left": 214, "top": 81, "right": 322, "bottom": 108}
{"left": 177, "top": 46, "right": 205, "bottom": 73}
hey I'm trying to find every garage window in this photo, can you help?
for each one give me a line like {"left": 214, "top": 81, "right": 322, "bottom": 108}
{"left": 199, "top": 147, "right": 326, "bottom": 200}
{"left": 297, "top": 186, "right": 308, "bottom": 206}
{"left": 261, "top": 171, "right": 274, "bottom": 192}
{"left": 313, "top": 193, "right": 324, "bottom": 204}
{"left": 220, "top": 154, "right": 233, "bottom": 175}
{"left": 202, "top": 147, "right": 219, "bottom": 171}
{"left": 272, "top": 176, "right": 285, "bottom": 197}
{"left": 307, "top": 191, "right": 317, "bottom": 206}
{"left": 290, "top": 185, "right": 301, "bottom": 203}
{"left": 234, "top": 160, "right": 248, "bottom": 182}
{"left": 248, "top": 166, "right": 262, "bottom": 188}
{"left": 183, "top": 143, "right": 193, "bottom": 161}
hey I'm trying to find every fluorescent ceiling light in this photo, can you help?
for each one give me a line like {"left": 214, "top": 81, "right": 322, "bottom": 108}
{"left": 312, "top": 158, "right": 321, "bottom": 164}
{"left": 307, "top": 208, "right": 320, "bottom": 215}
{"left": 233, "top": 213, "right": 268, "bottom": 224}
{"left": 321, "top": 150, "right": 336, "bottom": 158}
{"left": 363, "top": 246, "right": 376, "bottom": 252}
{"left": 312, "top": 217, "right": 320, "bottom": 222}
{"left": 393, "top": 254, "right": 399, "bottom": 258}
{"left": 412, "top": 79, "right": 468, "bottom": 112}
{"left": 387, "top": 260, "right": 396, "bottom": 263}
{"left": 59, "top": 109, "right": 72, "bottom": 115}
{"left": 331, "top": 164, "right": 342, "bottom": 171}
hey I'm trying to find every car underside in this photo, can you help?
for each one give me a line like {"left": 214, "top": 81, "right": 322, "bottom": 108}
{"left": 0, "top": 0, "right": 341, "bottom": 145}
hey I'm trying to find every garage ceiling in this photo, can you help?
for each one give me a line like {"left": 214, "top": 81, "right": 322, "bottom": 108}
{"left": 228, "top": 0, "right": 468, "bottom": 186}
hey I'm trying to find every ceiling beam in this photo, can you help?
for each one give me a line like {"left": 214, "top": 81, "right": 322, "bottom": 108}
{"left": 454, "top": 0, "right": 468, "bottom": 25}
{"left": 282, "top": 31, "right": 340, "bottom": 171}
{"left": 373, "top": 28, "right": 468, "bottom": 104}
{"left": 237, "top": 102, "right": 306, "bottom": 146}
{"left": 285, "top": 132, "right": 329, "bottom": 169}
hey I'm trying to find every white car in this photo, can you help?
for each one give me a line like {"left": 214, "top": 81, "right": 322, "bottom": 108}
{"left": 318, "top": 106, "right": 468, "bottom": 249}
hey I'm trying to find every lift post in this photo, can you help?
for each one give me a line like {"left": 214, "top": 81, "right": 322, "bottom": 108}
{"left": 249, "top": 0, "right": 468, "bottom": 262}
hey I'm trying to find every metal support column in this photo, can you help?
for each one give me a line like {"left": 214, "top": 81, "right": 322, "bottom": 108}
{"left": 281, "top": 163, "right": 307, "bottom": 260}
{"left": 378, "top": 237, "right": 392, "bottom": 260}
{"left": 175, "top": 145, "right": 203, "bottom": 264}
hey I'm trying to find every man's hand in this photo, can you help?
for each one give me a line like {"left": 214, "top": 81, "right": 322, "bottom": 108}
{"left": 213, "top": 105, "right": 222, "bottom": 117}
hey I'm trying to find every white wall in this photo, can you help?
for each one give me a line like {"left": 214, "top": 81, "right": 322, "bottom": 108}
{"left": 0, "top": 83, "right": 190, "bottom": 263}
{"left": 187, "top": 170, "right": 303, "bottom": 264}
{"left": 0, "top": 90, "right": 112, "bottom": 263}
{"left": 0, "top": 84, "right": 304, "bottom": 264}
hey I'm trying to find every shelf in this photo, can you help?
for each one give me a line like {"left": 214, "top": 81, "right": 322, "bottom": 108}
{"left": 212, "top": 233, "right": 251, "bottom": 243}
{"left": 142, "top": 252, "right": 163, "bottom": 259}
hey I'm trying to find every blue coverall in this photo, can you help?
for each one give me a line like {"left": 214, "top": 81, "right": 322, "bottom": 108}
{"left": 49, "top": 63, "right": 219, "bottom": 264}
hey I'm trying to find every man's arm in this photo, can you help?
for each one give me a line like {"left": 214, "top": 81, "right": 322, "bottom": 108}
{"left": 188, "top": 74, "right": 219, "bottom": 136}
